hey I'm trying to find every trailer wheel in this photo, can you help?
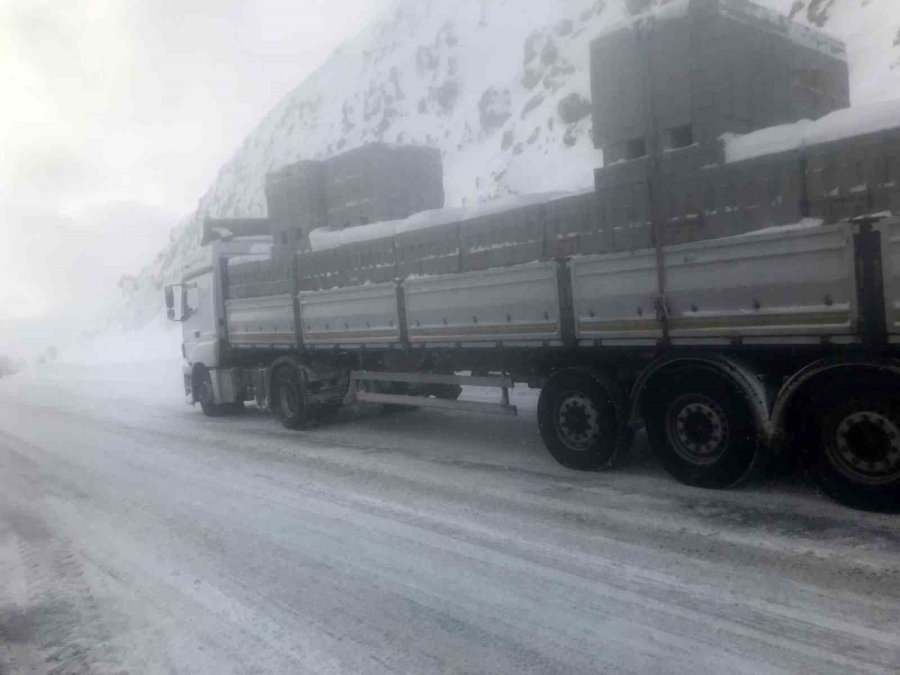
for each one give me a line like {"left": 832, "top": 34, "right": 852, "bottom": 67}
{"left": 538, "top": 369, "right": 629, "bottom": 471}
{"left": 643, "top": 370, "right": 759, "bottom": 489}
{"left": 272, "top": 365, "right": 316, "bottom": 430}
{"left": 800, "top": 382, "right": 900, "bottom": 513}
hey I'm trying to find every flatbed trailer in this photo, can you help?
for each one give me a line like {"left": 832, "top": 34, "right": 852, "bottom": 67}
{"left": 167, "top": 216, "right": 900, "bottom": 512}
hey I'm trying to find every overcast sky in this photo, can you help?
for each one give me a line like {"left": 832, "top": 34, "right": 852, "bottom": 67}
{"left": 0, "top": 0, "right": 382, "bottom": 321}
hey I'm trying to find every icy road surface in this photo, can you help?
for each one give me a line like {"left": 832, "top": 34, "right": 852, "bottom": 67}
{"left": 1, "top": 361, "right": 899, "bottom": 674}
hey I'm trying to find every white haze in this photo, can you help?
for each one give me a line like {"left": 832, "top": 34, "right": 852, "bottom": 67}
{"left": 0, "top": 0, "right": 382, "bottom": 343}
{"left": 3, "top": 0, "right": 900, "bottom": 363}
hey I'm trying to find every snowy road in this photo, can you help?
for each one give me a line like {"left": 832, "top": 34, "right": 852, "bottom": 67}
{"left": 0, "top": 361, "right": 899, "bottom": 674}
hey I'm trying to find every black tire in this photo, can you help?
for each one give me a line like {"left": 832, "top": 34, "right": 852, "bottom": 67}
{"left": 643, "top": 369, "right": 759, "bottom": 489}
{"left": 538, "top": 369, "right": 631, "bottom": 471}
{"left": 195, "top": 369, "right": 227, "bottom": 417}
{"left": 272, "top": 366, "right": 317, "bottom": 430}
{"left": 799, "top": 380, "right": 900, "bottom": 513}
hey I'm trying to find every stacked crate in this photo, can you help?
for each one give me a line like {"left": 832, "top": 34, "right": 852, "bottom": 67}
{"left": 806, "top": 126, "right": 900, "bottom": 222}
{"left": 395, "top": 224, "right": 461, "bottom": 278}
{"left": 459, "top": 203, "right": 546, "bottom": 271}
{"left": 296, "top": 248, "right": 341, "bottom": 291}
{"left": 324, "top": 144, "right": 444, "bottom": 230}
{"left": 589, "top": 0, "right": 851, "bottom": 248}
{"left": 594, "top": 133, "right": 810, "bottom": 249}
{"left": 340, "top": 237, "right": 398, "bottom": 286}
{"left": 265, "top": 160, "right": 327, "bottom": 252}
{"left": 591, "top": 0, "right": 848, "bottom": 165}
{"left": 543, "top": 192, "right": 608, "bottom": 257}
{"left": 226, "top": 256, "right": 293, "bottom": 300}
{"left": 297, "top": 237, "right": 400, "bottom": 290}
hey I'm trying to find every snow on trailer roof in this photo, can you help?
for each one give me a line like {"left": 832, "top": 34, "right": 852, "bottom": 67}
{"left": 591, "top": 0, "right": 692, "bottom": 40}
{"left": 307, "top": 191, "right": 582, "bottom": 251}
{"left": 201, "top": 217, "right": 269, "bottom": 245}
{"left": 592, "top": 0, "right": 845, "bottom": 60}
{"left": 717, "top": 0, "right": 845, "bottom": 59}
{"left": 723, "top": 98, "right": 900, "bottom": 164}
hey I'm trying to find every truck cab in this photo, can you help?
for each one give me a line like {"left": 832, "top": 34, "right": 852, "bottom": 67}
{"left": 166, "top": 231, "right": 273, "bottom": 410}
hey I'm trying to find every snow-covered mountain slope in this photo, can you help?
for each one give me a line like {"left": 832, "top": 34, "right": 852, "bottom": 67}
{"left": 115, "top": 0, "right": 900, "bottom": 332}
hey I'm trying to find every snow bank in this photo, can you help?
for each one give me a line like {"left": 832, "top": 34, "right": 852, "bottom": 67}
{"left": 724, "top": 98, "right": 900, "bottom": 163}
{"left": 308, "top": 191, "right": 575, "bottom": 250}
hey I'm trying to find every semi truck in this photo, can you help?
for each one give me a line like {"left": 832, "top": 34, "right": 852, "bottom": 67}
{"left": 166, "top": 0, "right": 900, "bottom": 512}
{"left": 166, "top": 209, "right": 900, "bottom": 512}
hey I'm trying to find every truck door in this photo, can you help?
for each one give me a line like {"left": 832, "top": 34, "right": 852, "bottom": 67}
{"left": 182, "top": 270, "right": 219, "bottom": 368}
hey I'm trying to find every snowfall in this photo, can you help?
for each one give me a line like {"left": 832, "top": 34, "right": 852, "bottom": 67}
{"left": 4, "top": 0, "right": 900, "bottom": 670}
{"left": 1, "top": 343, "right": 899, "bottom": 674}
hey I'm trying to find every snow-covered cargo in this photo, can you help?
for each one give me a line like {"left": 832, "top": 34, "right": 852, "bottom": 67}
{"left": 323, "top": 143, "right": 444, "bottom": 230}
{"left": 265, "top": 160, "right": 327, "bottom": 249}
{"left": 591, "top": 0, "right": 849, "bottom": 166}
{"left": 226, "top": 255, "right": 292, "bottom": 300}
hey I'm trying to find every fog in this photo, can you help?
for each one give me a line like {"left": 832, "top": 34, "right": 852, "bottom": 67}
{"left": 0, "top": 0, "right": 381, "bottom": 333}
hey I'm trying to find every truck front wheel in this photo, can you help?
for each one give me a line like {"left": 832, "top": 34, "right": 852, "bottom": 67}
{"left": 195, "top": 368, "right": 243, "bottom": 417}
{"left": 643, "top": 370, "right": 759, "bottom": 489}
{"left": 537, "top": 369, "right": 630, "bottom": 471}
{"left": 801, "top": 381, "right": 900, "bottom": 513}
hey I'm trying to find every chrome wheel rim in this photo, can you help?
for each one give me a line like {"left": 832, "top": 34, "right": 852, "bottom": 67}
{"left": 829, "top": 410, "right": 900, "bottom": 486}
{"left": 666, "top": 395, "right": 730, "bottom": 466}
{"left": 554, "top": 391, "right": 600, "bottom": 452}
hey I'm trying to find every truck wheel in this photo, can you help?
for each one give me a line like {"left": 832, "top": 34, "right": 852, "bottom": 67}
{"left": 196, "top": 369, "right": 226, "bottom": 417}
{"left": 538, "top": 369, "right": 630, "bottom": 471}
{"left": 643, "top": 370, "right": 759, "bottom": 489}
{"left": 801, "top": 383, "right": 900, "bottom": 513}
{"left": 272, "top": 366, "right": 317, "bottom": 430}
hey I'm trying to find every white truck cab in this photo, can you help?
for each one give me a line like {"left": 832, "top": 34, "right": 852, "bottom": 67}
{"left": 166, "top": 235, "right": 273, "bottom": 410}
